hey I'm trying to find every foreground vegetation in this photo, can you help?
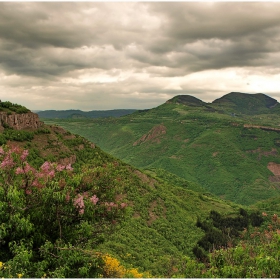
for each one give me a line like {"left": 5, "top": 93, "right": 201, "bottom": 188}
{"left": 175, "top": 212, "right": 280, "bottom": 278}
{"left": 2, "top": 140, "right": 280, "bottom": 277}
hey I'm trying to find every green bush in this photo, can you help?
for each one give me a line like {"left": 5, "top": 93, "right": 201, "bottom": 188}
{"left": 0, "top": 101, "right": 29, "bottom": 114}
{"left": 0, "top": 145, "right": 127, "bottom": 278}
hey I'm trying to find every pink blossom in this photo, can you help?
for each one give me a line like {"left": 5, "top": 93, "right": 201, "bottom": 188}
{"left": 74, "top": 194, "right": 85, "bottom": 214}
{"left": 66, "top": 164, "right": 73, "bottom": 171}
{"left": 10, "top": 146, "right": 20, "bottom": 154}
{"left": 41, "top": 162, "right": 51, "bottom": 173}
{"left": 37, "top": 172, "right": 45, "bottom": 178}
{"left": 56, "top": 164, "right": 65, "bottom": 172}
{"left": 120, "top": 202, "right": 127, "bottom": 209}
{"left": 20, "top": 150, "right": 29, "bottom": 161}
{"left": 0, "top": 147, "right": 4, "bottom": 155}
{"left": 48, "top": 170, "right": 55, "bottom": 178}
{"left": 15, "top": 167, "right": 24, "bottom": 175}
{"left": 32, "top": 179, "right": 40, "bottom": 187}
{"left": 90, "top": 195, "right": 99, "bottom": 205}
{"left": 25, "top": 189, "right": 32, "bottom": 195}
{"left": 0, "top": 155, "right": 14, "bottom": 168}
{"left": 24, "top": 162, "right": 35, "bottom": 173}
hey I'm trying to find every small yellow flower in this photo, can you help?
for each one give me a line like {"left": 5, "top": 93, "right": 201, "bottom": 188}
{"left": 0, "top": 262, "right": 3, "bottom": 268}
{"left": 17, "top": 273, "right": 23, "bottom": 278}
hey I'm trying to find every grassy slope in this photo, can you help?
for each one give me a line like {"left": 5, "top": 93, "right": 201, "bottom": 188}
{"left": 0, "top": 121, "right": 244, "bottom": 277}
{"left": 43, "top": 97, "right": 280, "bottom": 205}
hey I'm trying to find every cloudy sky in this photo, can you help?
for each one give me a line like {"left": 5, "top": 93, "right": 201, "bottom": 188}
{"left": 1, "top": 2, "right": 280, "bottom": 110}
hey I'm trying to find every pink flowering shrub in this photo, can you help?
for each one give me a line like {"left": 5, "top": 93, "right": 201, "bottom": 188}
{"left": 0, "top": 144, "right": 128, "bottom": 278}
{"left": 90, "top": 194, "right": 99, "bottom": 205}
{"left": 74, "top": 194, "right": 85, "bottom": 214}
{"left": 0, "top": 144, "right": 128, "bottom": 233}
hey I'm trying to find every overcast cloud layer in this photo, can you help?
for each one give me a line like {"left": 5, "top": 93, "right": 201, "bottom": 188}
{"left": 1, "top": 2, "right": 280, "bottom": 110}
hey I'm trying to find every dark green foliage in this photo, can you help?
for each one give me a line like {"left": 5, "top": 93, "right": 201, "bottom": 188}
{"left": 34, "top": 128, "right": 51, "bottom": 134}
{"left": 193, "top": 209, "right": 264, "bottom": 261}
{"left": 174, "top": 213, "right": 280, "bottom": 278}
{"left": 64, "top": 137, "right": 85, "bottom": 148}
{"left": 249, "top": 211, "right": 264, "bottom": 227}
{"left": 0, "top": 134, "right": 6, "bottom": 145}
{"left": 0, "top": 101, "right": 30, "bottom": 114}
{"left": 3, "top": 129, "right": 34, "bottom": 142}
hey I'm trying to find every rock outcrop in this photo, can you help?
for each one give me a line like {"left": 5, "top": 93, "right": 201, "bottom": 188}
{"left": 0, "top": 112, "right": 43, "bottom": 131}
{"left": 133, "top": 124, "right": 166, "bottom": 146}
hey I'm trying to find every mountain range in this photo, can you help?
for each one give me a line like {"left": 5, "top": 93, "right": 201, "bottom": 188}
{"left": 37, "top": 109, "right": 137, "bottom": 119}
{"left": 43, "top": 92, "right": 280, "bottom": 205}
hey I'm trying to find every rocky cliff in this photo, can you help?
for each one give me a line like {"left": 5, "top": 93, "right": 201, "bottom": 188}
{"left": 0, "top": 112, "right": 43, "bottom": 131}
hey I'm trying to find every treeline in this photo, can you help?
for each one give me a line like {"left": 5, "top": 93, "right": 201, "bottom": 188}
{"left": 193, "top": 209, "right": 264, "bottom": 261}
{"left": 175, "top": 212, "right": 280, "bottom": 278}
{"left": 0, "top": 101, "right": 30, "bottom": 114}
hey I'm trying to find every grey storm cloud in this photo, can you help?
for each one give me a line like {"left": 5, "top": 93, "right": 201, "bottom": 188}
{"left": 1, "top": 2, "right": 280, "bottom": 110}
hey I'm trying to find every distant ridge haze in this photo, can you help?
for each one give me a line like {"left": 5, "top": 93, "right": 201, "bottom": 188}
{"left": 37, "top": 92, "right": 280, "bottom": 119}
{"left": 37, "top": 109, "right": 137, "bottom": 119}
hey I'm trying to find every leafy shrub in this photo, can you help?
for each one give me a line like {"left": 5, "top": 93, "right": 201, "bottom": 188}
{"left": 193, "top": 209, "right": 264, "bottom": 260}
{"left": 0, "top": 101, "right": 29, "bottom": 114}
{"left": 3, "top": 130, "right": 34, "bottom": 142}
{"left": 0, "top": 145, "right": 128, "bottom": 277}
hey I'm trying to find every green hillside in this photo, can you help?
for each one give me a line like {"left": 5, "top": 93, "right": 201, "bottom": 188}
{"left": 1, "top": 105, "right": 254, "bottom": 277}
{"left": 43, "top": 92, "right": 280, "bottom": 205}
{"left": 2, "top": 101, "right": 280, "bottom": 277}
{"left": 212, "top": 92, "right": 280, "bottom": 115}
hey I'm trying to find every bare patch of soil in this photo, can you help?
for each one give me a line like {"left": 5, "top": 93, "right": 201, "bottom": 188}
{"left": 169, "top": 155, "right": 182, "bottom": 159}
{"left": 134, "top": 170, "right": 157, "bottom": 189}
{"left": 133, "top": 124, "right": 166, "bottom": 146}
{"left": 267, "top": 162, "right": 280, "bottom": 175}
{"left": 147, "top": 198, "right": 167, "bottom": 226}
{"left": 267, "top": 162, "right": 280, "bottom": 184}
{"left": 247, "top": 148, "right": 278, "bottom": 160}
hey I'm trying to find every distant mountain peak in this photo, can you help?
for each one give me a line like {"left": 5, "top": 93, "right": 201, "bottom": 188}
{"left": 167, "top": 95, "right": 205, "bottom": 106}
{"left": 212, "top": 92, "right": 278, "bottom": 112}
